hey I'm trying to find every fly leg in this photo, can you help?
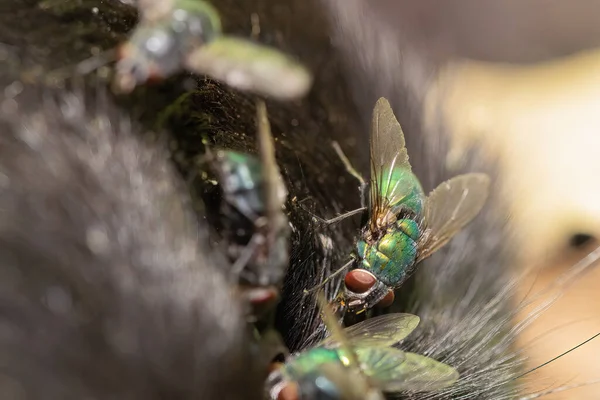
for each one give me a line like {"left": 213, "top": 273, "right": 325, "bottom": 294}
{"left": 303, "top": 258, "right": 354, "bottom": 296}
{"left": 295, "top": 141, "right": 368, "bottom": 225}
{"left": 316, "top": 207, "right": 366, "bottom": 225}
{"left": 230, "top": 231, "right": 263, "bottom": 279}
{"left": 297, "top": 199, "right": 366, "bottom": 226}
{"left": 332, "top": 141, "right": 368, "bottom": 208}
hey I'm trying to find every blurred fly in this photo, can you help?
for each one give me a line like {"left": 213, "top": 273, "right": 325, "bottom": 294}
{"left": 201, "top": 101, "right": 290, "bottom": 321}
{"left": 115, "top": 0, "right": 312, "bottom": 100}
{"left": 267, "top": 293, "right": 458, "bottom": 400}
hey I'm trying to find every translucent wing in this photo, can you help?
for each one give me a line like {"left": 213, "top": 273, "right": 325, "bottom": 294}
{"left": 369, "top": 351, "right": 459, "bottom": 392}
{"left": 319, "top": 313, "right": 420, "bottom": 349}
{"left": 294, "top": 293, "right": 385, "bottom": 400}
{"left": 368, "top": 98, "right": 416, "bottom": 229}
{"left": 417, "top": 173, "right": 490, "bottom": 262}
{"left": 185, "top": 36, "right": 312, "bottom": 101}
{"left": 255, "top": 101, "right": 287, "bottom": 230}
{"left": 355, "top": 347, "right": 407, "bottom": 380}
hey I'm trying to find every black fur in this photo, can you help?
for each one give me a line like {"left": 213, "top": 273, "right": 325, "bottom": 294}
{"left": 0, "top": 87, "right": 262, "bottom": 400}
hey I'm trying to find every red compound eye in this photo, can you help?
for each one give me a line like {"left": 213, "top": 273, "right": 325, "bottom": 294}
{"left": 376, "top": 289, "right": 395, "bottom": 308}
{"left": 344, "top": 270, "right": 376, "bottom": 293}
{"left": 277, "top": 382, "right": 299, "bottom": 400}
{"left": 146, "top": 66, "right": 165, "bottom": 83}
{"left": 247, "top": 287, "right": 278, "bottom": 305}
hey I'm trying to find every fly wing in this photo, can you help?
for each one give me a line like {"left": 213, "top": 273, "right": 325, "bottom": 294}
{"left": 374, "top": 352, "right": 459, "bottom": 392}
{"left": 315, "top": 294, "right": 385, "bottom": 399}
{"left": 255, "top": 101, "right": 287, "bottom": 233}
{"left": 185, "top": 36, "right": 312, "bottom": 101}
{"left": 416, "top": 173, "right": 490, "bottom": 262}
{"left": 368, "top": 98, "right": 414, "bottom": 229}
{"left": 354, "top": 347, "right": 407, "bottom": 380}
{"left": 319, "top": 313, "right": 420, "bottom": 349}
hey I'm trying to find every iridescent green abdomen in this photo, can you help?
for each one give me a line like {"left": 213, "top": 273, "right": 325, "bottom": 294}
{"left": 356, "top": 219, "right": 420, "bottom": 286}
{"left": 380, "top": 167, "right": 425, "bottom": 216}
{"left": 283, "top": 348, "right": 343, "bottom": 380}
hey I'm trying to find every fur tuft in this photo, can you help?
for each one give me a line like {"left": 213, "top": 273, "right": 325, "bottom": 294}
{"left": 0, "top": 86, "right": 262, "bottom": 400}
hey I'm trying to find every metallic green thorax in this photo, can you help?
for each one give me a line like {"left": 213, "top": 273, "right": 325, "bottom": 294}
{"left": 357, "top": 167, "right": 425, "bottom": 287}
{"left": 282, "top": 348, "right": 345, "bottom": 381}
{"left": 356, "top": 219, "right": 419, "bottom": 286}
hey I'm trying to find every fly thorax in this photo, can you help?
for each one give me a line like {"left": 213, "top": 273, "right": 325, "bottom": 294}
{"left": 285, "top": 348, "right": 342, "bottom": 380}
{"left": 356, "top": 227, "right": 418, "bottom": 287}
{"left": 360, "top": 225, "right": 387, "bottom": 245}
{"left": 296, "top": 362, "right": 356, "bottom": 400}
{"left": 356, "top": 239, "right": 368, "bottom": 259}
{"left": 375, "top": 210, "right": 397, "bottom": 228}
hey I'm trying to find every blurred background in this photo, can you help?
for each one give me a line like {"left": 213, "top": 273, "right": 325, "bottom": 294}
{"left": 431, "top": 48, "right": 600, "bottom": 400}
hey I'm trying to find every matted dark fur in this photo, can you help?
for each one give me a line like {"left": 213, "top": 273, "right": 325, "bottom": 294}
{"left": 0, "top": 87, "right": 262, "bottom": 400}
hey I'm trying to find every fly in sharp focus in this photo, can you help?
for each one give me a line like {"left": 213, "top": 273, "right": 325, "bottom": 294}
{"left": 305, "top": 97, "right": 491, "bottom": 317}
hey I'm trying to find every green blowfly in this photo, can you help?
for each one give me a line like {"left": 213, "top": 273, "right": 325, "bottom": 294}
{"left": 267, "top": 293, "right": 459, "bottom": 400}
{"left": 200, "top": 101, "right": 289, "bottom": 321}
{"left": 114, "top": 0, "right": 312, "bottom": 100}
{"left": 308, "top": 97, "right": 491, "bottom": 315}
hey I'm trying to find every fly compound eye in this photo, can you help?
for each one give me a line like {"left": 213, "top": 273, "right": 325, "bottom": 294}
{"left": 246, "top": 287, "right": 278, "bottom": 304}
{"left": 344, "top": 269, "right": 376, "bottom": 293}
{"left": 276, "top": 382, "right": 299, "bottom": 400}
{"left": 242, "top": 286, "right": 279, "bottom": 320}
{"left": 375, "top": 289, "right": 395, "bottom": 308}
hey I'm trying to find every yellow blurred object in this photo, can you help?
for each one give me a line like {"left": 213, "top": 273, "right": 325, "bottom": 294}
{"left": 427, "top": 49, "right": 600, "bottom": 264}
{"left": 426, "top": 49, "right": 600, "bottom": 398}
